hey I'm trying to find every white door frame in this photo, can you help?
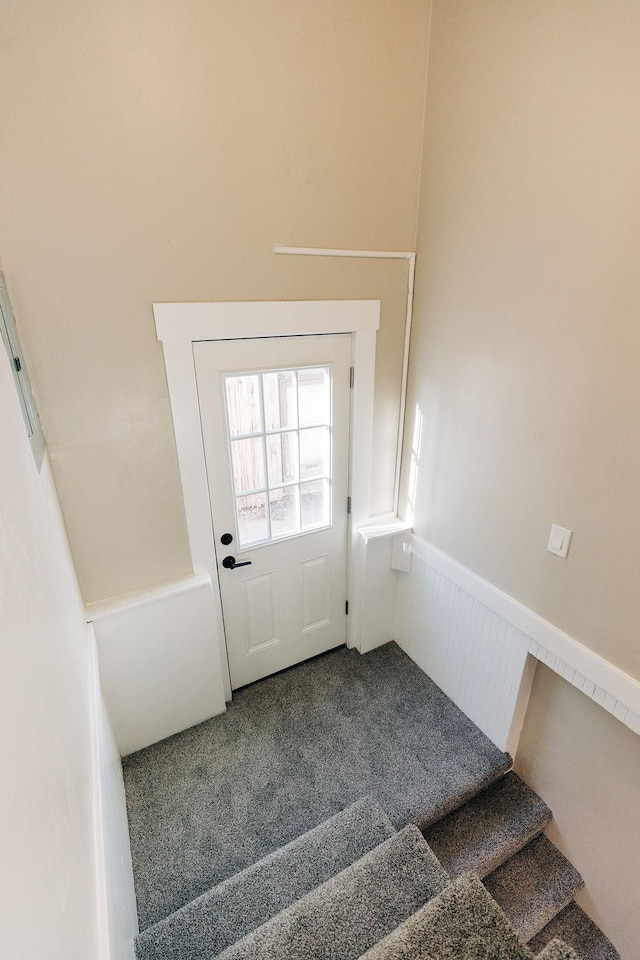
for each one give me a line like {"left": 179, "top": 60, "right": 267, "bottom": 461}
{"left": 154, "top": 300, "right": 380, "bottom": 699}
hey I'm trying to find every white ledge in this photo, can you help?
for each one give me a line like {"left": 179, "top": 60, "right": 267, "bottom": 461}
{"left": 86, "top": 573, "right": 211, "bottom": 622}
{"left": 358, "top": 516, "right": 412, "bottom": 541}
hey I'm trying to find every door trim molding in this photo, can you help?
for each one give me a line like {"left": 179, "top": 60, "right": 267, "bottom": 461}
{"left": 154, "top": 300, "right": 381, "bottom": 696}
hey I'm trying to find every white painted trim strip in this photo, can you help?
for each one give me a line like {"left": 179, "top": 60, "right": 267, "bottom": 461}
{"left": 86, "top": 573, "right": 211, "bottom": 622}
{"left": 273, "top": 245, "right": 415, "bottom": 260}
{"left": 408, "top": 534, "right": 640, "bottom": 728}
{"left": 272, "top": 245, "right": 416, "bottom": 515}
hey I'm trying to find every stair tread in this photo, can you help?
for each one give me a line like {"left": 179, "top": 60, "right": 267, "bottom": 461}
{"left": 409, "top": 754, "right": 513, "bottom": 831}
{"left": 424, "top": 772, "right": 552, "bottom": 879}
{"left": 359, "top": 873, "right": 576, "bottom": 960}
{"left": 483, "top": 835, "right": 584, "bottom": 942}
{"left": 536, "top": 941, "right": 580, "bottom": 960}
{"left": 528, "top": 902, "right": 619, "bottom": 960}
{"left": 135, "top": 796, "right": 396, "bottom": 960}
{"left": 216, "top": 825, "right": 448, "bottom": 960}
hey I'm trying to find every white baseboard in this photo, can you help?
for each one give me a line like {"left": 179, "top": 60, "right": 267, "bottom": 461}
{"left": 401, "top": 535, "right": 640, "bottom": 747}
{"left": 88, "top": 574, "right": 227, "bottom": 756}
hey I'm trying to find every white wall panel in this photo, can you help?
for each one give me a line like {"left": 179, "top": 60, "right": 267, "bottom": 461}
{"left": 396, "top": 549, "right": 530, "bottom": 752}
{"left": 358, "top": 533, "right": 403, "bottom": 654}
{"left": 88, "top": 576, "right": 226, "bottom": 756}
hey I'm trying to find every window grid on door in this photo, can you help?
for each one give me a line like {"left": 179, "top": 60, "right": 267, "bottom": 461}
{"left": 223, "top": 365, "right": 333, "bottom": 548}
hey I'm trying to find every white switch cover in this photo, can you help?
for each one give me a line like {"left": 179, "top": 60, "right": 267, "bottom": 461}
{"left": 547, "top": 523, "right": 572, "bottom": 559}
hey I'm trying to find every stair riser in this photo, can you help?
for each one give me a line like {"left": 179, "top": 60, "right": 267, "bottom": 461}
{"left": 483, "top": 835, "right": 584, "bottom": 946}
{"left": 423, "top": 772, "right": 552, "bottom": 880}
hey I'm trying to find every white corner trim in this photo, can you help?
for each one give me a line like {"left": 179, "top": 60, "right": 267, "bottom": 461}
{"left": 408, "top": 534, "right": 640, "bottom": 732}
{"left": 86, "top": 573, "right": 211, "bottom": 622}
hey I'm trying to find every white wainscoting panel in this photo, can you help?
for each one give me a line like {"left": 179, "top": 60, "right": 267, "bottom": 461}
{"left": 88, "top": 575, "right": 226, "bottom": 756}
{"left": 89, "top": 629, "right": 137, "bottom": 960}
{"left": 396, "top": 535, "right": 640, "bottom": 752}
{"left": 395, "top": 548, "right": 531, "bottom": 752}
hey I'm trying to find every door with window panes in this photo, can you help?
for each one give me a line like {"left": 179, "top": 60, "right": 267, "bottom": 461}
{"left": 194, "top": 335, "right": 350, "bottom": 688}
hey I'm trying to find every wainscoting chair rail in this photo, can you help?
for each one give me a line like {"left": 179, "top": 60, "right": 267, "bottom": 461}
{"left": 398, "top": 535, "right": 640, "bottom": 749}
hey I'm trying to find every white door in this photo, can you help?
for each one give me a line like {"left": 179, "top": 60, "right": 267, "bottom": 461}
{"left": 194, "top": 334, "right": 351, "bottom": 689}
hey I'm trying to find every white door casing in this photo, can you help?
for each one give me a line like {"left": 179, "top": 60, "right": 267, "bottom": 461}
{"left": 154, "top": 300, "right": 380, "bottom": 700}
{"left": 194, "top": 335, "right": 351, "bottom": 688}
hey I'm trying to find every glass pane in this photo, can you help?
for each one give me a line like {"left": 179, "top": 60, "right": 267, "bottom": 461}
{"left": 230, "top": 437, "right": 265, "bottom": 494}
{"left": 225, "top": 375, "right": 262, "bottom": 436}
{"left": 269, "top": 485, "right": 300, "bottom": 538}
{"left": 299, "top": 426, "right": 329, "bottom": 480}
{"left": 263, "top": 370, "right": 297, "bottom": 432}
{"left": 301, "top": 479, "right": 330, "bottom": 530}
{"left": 298, "top": 366, "right": 330, "bottom": 427}
{"left": 267, "top": 431, "right": 298, "bottom": 487}
{"left": 236, "top": 493, "right": 268, "bottom": 546}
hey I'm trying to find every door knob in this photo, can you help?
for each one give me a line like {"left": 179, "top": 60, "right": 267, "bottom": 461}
{"left": 222, "top": 555, "right": 252, "bottom": 570}
{"left": 221, "top": 533, "right": 233, "bottom": 545}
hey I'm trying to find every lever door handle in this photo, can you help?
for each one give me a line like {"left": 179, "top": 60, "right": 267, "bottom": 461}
{"left": 222, "top": 555, "right": 252, "bottom": 570}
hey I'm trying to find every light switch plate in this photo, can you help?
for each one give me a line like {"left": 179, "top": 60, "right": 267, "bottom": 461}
{"left": 547, "top": 523, "right": 572, "bottom": 559}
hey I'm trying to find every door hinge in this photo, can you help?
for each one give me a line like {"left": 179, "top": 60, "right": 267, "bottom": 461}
{"left": 345, "top": 600, "right": 349, "bottom": 615}
{"left": 347, "top": 496, "right": 352, "bottom": 515}
{"left": 349, "top": 366, "right": 354, "bottom": 388}
{"left": 13, "top": 356, "right": 21, "bottom": 372}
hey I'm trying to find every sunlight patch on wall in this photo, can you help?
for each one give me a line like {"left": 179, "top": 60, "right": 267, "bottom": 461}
{"left": 406, "top": 403, "right": 423, "bottom": 524}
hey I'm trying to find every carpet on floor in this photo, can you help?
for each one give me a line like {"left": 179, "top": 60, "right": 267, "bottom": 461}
{"left": 124, "top": 642, "right": 510, "bottom": 929}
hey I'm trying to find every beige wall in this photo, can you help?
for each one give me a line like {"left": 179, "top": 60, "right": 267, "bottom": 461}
{"left": 404, "top": 0, "right": 640, "bottom": 680}
{"left": 0, "top": 310, "right": 100, "bottom": 957}
{"left": 0, "top": 0, "right": 430, "bottom": 602}
{"left": 516, "top": 665, "right": 640, "bottom": 960}
{"left": 405, "top": 2, "right": 640, "bottom": 954}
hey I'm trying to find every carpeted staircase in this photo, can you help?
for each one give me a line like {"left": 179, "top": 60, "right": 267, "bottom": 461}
{"left": 134, "top": 781, "right": 617, "bottom": 960}
{"left": 126, "top": 645, "right": 619, "bottom": 960}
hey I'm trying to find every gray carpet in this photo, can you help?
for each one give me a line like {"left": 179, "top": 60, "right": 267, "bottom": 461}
{"left": 135, "top": 796, "right": 395, "bottom": 960}
{"left": 483, "top": 835, "right": 584, "bottom": 942}
{"left": 529, "top": 902, "right": 619, "bottom": 960}
{"left": 124, "top": 642, "right": 511, "bottom": 929}
{"left": 424, "top": 772, "right": 552, "bottom": 879}
{"left": 215, "top": 825, "right": 448, "bottom": 960}
{"left": 536, "top": 943, "right": 580, "bottom": 960}
{"left": 359, "top": 873, "right": 577, "bottom": 960}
